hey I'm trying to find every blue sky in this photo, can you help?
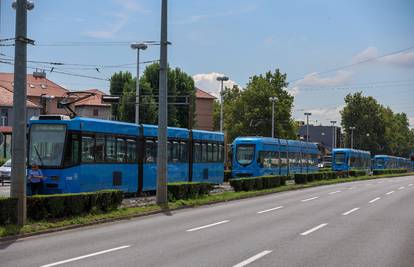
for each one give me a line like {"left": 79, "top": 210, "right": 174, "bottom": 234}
{"left": 1, "top": 0, "right": 414, "bottom": 127}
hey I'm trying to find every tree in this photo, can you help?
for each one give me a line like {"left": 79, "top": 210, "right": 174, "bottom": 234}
{"left": 109, "top": 72, "right": 133, "bottom": 120}
{"left": 340, "top": 92, "right": 414, "bottom": 157}
{"left": 216, "top": 69, "right": 296, "bottom": 142}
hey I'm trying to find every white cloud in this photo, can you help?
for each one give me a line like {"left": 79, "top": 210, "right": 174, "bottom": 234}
{"left": 409, "top": 117, "right": 414, "bottom": 128}
{"left": 295, "top": 105, "right": 343, "bottom": 126}
{"left": 351, "top": 46, "right": 379, "bottom": 64}
{"left": 193, "top": 72, "right": 238, "bottom": 98}
{"left": 381, "top": 51, "right": 414, "bottom": 68}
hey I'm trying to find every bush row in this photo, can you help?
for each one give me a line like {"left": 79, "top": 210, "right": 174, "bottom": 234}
{"left": 294, "top": 170, "right": 367, "bottom": 184}
{"left": 0, "top": 190, "right": 123, "bottom": 224}
{"left": 229, "top": 175, "right": 287, "bottom": 192}
{"left": 167, "top": 182, "right": 214, "bottom": 201}
{"left": 373, "top": 169, "right": 408, "bottom": 175}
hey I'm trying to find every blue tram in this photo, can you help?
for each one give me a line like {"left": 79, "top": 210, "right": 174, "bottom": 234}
{"left": 27, "top": 115, "right": 224, "bottom": 195}
{"left": 332, "top": 148, "right": 371, "bottom": 172}
{"left": 231, "top": 137, "right": 320, "bottom": 178}
{"left": 372, "top": 155, "right": 412, "bottom": 170}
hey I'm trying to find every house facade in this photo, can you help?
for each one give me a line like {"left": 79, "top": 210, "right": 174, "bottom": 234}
{"left": 194, "top": 88, "right": 216, "bottom": 131}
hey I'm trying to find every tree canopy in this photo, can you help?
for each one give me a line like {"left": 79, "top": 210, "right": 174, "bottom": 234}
{"left": 341, "top": 92, "right": 414, "bottom": 157}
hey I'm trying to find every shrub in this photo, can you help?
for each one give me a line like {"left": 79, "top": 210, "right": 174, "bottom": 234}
{"left": 229, "top": 179, "right": 243, "bottom": 192}
{"left": 241, "top": 178, "right": 256, "bottom": 191}
{"left": 294, "top": 173, "right": 308, "bottom": 184}
{"left": 262, "top": 176, "right": 281, "bottom": 188}
{"left": 373, "top": 169, "right": 408, "bottom": 175}
{"left": 229, "top": 175, "right": 285, "bottom": 192}
{"left": 167, "top": 182, "right": 214, "bottom": 201}
{"left": 0, "top": 197, "right": 17, "bottom": 224}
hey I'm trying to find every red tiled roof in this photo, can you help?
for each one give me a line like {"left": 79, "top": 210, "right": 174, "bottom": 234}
{"left": 0, "top": 126, "right": 12, "bottom": 134}
{"left": 0, "top": 73, "right": 69, "bottom": 97}
{"left": 196, "top": 88, "right": 216, "bottom": 99}
{"left": 74, "top": 89, "right": 111, "bottom": 107}
{"left": 0, "top": 86, "right": 40, "bottom": 108}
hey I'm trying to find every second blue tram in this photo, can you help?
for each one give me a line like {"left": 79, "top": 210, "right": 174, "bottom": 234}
{"left": 231, "top": 137, "right": 320, "bottom": 178}
{"left": 373, "top": 155, "right": 412, "bottom": 170}
{"left": 27, "top": 116, "right": 224, "bottom": 195}
{"left": 332, "top": 148, "right": 371, "bottom": 172}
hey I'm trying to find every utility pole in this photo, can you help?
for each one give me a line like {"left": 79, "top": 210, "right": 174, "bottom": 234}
{"left": 11, "top": 0, "right": 34, "bottom": 226}
{"left": 269, "top": 96, "right": 277, "bottom": 138}
{"left": 130, "top": 43, "right": 147, "bottom": 124}
{"left": 330, "top": 120, "right": 337, "bottom": 151}
{"left": 156, "top": 0, "right": 168, "bottom": 205}
{"left": 304, "top": 112, "right": 312, "bottom": 142}
{"left": 216, "top": 76, "right": 229, "bottom": 132}
{"left": 349, "top": 126, "right": 356, "bottom": 149}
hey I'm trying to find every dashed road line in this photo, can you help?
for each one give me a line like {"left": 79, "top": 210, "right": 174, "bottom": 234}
{"left": 300, "top": 223, "right": 328, "bottom": 236}
{"left": 328, "top": 190, "right": 341, "bottom": 195}
{"left": 386, "top": 191, "right": 394, "bottom": 195}
{"left": 398, "top": 186, "right": 405, "bottom": 190}
{"left": 233, "top": 250, "right": 272, "bottom": 267}
{"left": 342, "top": 207, "right": 360, "bottom": 216}
{"left": 408, "top": 184, "right": 413, "bottom": 187}
{"left": 257, "top": 206, "right": 283, "bottom": 214}
{"left": 186, "top": 220, "right": 230, "bottom": 232}
{"left": 40, "top": 245, "right": 131, "bottom": 267}
{"left": 301, "top": 197, "right": 319, "bottom": 202}
{"left": 369, "top": 197, "right": 381, "bottom": 203}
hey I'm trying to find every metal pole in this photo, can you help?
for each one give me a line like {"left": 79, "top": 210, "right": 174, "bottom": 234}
{"left": 156, "top": 0, "right": 168, "bottom": 205}
{"left": 306, "top": 115, "right": 309, "bottom": 142}
{"left": 351, "top": 129, "right": 353, "bottom": 149}
{"left": 220, "top": 80, "right": 224, "bottom": 132}
{"left": 135, "top": 49, "right": 140, "bottom": 124}
{"left": 271, "top": 100, "right": 275, "bottom": 138}
{"left": 11, "top": 0, "right": 28, "bottom": 225}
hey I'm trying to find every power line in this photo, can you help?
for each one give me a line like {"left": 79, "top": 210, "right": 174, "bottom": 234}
{"left": 34, "top": 40, "right": 162, "bottom": 47}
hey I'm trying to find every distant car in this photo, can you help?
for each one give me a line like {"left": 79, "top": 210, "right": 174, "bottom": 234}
{"left": 0, "top": 159, "right": 12, "bottom": 183}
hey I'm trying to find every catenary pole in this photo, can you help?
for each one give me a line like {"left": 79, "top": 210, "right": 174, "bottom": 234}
{"left": 156, "top": 0, "right": 168, "bottom": 205}
{"left": 11, "top": 0, "right": 31, "bottom": 225}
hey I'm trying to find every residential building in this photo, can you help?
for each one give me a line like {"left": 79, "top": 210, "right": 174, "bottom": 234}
{"left": 195, "top": 88, "right": 216, "bottom": 131}
{"left": 74, "top": 89, "right": 111, "bottom": 120}
{"left": 298, "top": 124, "right": 342, "bottom": 152}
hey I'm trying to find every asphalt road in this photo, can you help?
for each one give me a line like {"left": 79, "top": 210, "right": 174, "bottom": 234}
{"left": 1, "top": 175, "right": 413, "bottom": 267}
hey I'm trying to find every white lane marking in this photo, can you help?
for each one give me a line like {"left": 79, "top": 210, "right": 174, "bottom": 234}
{"left": 233, "top": 250, "right": 272, "bottom": 267}
{"left": 40, "top": 245, "right": 131, "bottom": 267}
{"left": 398, "top": 186, "right": 405, "bottom": 190}
{"left": 342, "top": 207, "right": 360, "bottom": 216}
{"left": 257, "top": 206, "right": 283, "bottom": 214}
{"left": 186, "top": 220, "right": 230, "bottom": 232}
{"left": 300, "top": 223, "right": 328, "bottom": 236}
{"left": 386, "top": 191, "right": 394, "bottom": 195}
{"left": 347, "top": 187, "right": 354, "bottom": 190}
{"left": 328, "top": 190, "right": 341, "bottom": 195}
{"left": 369, "top": 197, "right": 381, "bottom": 203}
{"left": 408, "top": 184, "right": 413, "bottom": 187}
{"left": 301, "top": 197, "right": 319, "bottom": 202}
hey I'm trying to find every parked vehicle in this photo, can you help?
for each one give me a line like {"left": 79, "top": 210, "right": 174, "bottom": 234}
{"left": 0, "top": 159, "right": 11, "bottom": 184}
{"left": 27, "top": 115, "right": 224, "bottom": 195}
{"left": 318, "top": 155, "right": 332, "bottom": 168}
{"left": 231, "top": 136, "right": 320, "bottom": 178}
{"left": 332, "top": 148, "right": 371, "bottom": 172}
{"left": 372, "top": 155, "right": 412, "bottom": 170}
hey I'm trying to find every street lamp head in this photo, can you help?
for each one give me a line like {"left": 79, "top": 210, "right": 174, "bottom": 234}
{"left": 269, "top": 96, "right": 277, "bottom": 102}
{"left": 330, "top": 120, "right": 337, "bottom": 124}
{"left": 130, "top": 43, "right": 148, "bottom": 50}
{"left": 304, "top": 112, "right": 312, "bottom": 116}
{"left": 12, "top": 0, "right": 34, "bottom": 10}
{"left": 216, "top": 76, "right": 229, "bottom": 82}
{"left": 349, "top": 126, "right": 356, "bottom": 130}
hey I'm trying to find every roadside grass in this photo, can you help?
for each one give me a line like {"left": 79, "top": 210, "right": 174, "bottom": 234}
{"left": 1, "top": 172, "right": 413, "bottom": 238}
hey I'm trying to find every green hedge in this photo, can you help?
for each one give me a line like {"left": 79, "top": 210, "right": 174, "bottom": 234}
{"left": 348, "top": 170, "right": 367, "bottom": 177}
{"left": 0, "top": 190, "right": 123, "bottom": 224}
{"left": 167, "top": 182, "right": 214, "bottom": 201}
{"left": 229, "top": 175, "right": 287, "bottom": 192}
{"left": 295, "top": 171, "right": 339, "bottom": 184}
{"left": 0, "top": 197, "right": 17, "bottom": 224}
{"left": 224, "top": 170, "right": 232, "bottom": 182}
{"left": 0, "top": 159, "right": 6, "bottom": 166}
{"left": 373, "top": 169, "right": 408, "bottom": 175}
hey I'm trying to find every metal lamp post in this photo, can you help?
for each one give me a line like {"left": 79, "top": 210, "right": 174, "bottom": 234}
{"left": 269, "top": 97, "right": 277, "bottom": 138}
{"left": 130, "top": 43, "right": 148, "bottom": 124}
{"left": 330, "top": 120, "right": 337, "bottom": 150}
{"left": 304, "top": 112, "right": 312, "bottom": 142}
{"left": 349, "top": 126, "right": 356, "bottom": 149}
{"left": 216, "top": 76, "right": 229, "bottom": 132}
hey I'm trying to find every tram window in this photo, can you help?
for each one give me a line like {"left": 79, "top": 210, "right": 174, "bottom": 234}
{"left": 145, "top": 140, "right": 156, "bottom": 163}
{"left": 81, "top": 136, "right": 95, "bottom": 162}
{"left": 180, "top": 142, "right": 188, "bottom": 162}
{"left": 117, "top": 138, "right": 126, "bottom": 162}
{"left": 206, "top": 143, "right": 212, "bottom": 162}
{"left": 194, "top": 142, "right": 202, "bottom": 163}
{"left": 126, "top": 139, "right": 137, "bottom": 163}
{"left": 271, "top": 152, "right": 279, "bottom": 167}
{"left": 280, "top": 152, "right": 288, "bottom": 167}
{"left": 64, "top": 133, "right": 80, "bottom": 166}
{"left": 212, "top": 144, "right": 218, "bottom": 162}
{"left": 172, "top": 141, "right": 180, "bottom": 163}
{"left": 95, "top": 134, "right": 105, "bottom": 162}
{"left": 202, "top": 143, "right": 207, "bottom": 162}
{"left": 219, "top": 144, "right": 224, "bottom": 162}
{"left": 106, "top": 136, "right": 117, "bottom": 162}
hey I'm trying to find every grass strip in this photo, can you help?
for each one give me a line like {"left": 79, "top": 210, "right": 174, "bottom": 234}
{"left": 1, "top": 172, "right": 413, "bottom": 238}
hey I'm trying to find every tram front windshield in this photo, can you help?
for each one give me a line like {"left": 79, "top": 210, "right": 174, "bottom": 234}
{"left": 376, "top": 158, "right": 385, "bottom": 167}
{"left": 29, "top": 124, "right": 66, "bottom": 167}
{"left": 334, "top": 152, "right": 346, "bottom": 165}
{"left": 236, "top": 144, "right": 255, "bottom": 166}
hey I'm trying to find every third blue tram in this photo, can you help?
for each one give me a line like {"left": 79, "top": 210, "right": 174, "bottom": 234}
{"left": 372, "top": 155, "right": 412, "bottom": 170}
{"left": 231, "top": 137, "right": 320, "bottom": 178}
{"left": 27, "top": 115, "right": 224, "bottom": 195}
{"left": 332, "top": 148, "right": 371, "bottom": 172}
